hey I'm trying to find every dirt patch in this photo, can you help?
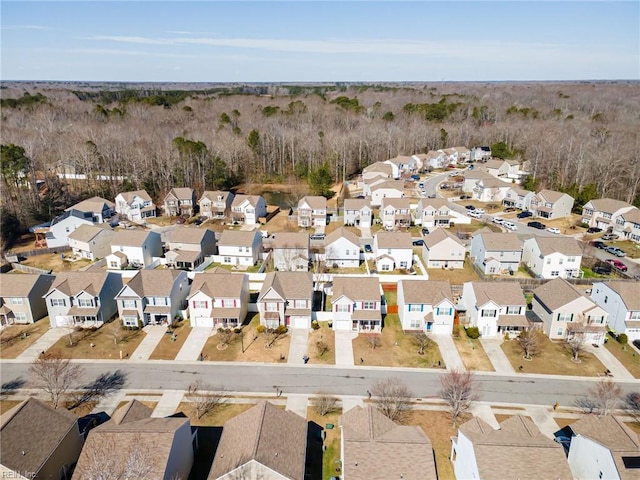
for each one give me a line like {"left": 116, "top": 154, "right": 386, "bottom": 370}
{"left": 0, "top": 320, "right": 51, "bottom": 359}
{"left": 493, "top": 414, "right": 532, "bottom": 425}
{"left": 0, "top": 400, "right": 22, "bottom": 415}
{"left": 21, "top": 253, "right": 93, "bottom": 272}
{"left": 116, "top": 400, "right": 158, "bottom": 411}
{"left": 177, "top": 401, "right": 255, "bottom": 427}
{"left": 452, "top": 331, "right": 495, "bottom": 371}
{"left": 554, "top": 416, "right": 580, "bottom": 429}
{"left": 308, "top": 323, "right": 335, "bottom": 365}
{"left": 148, "top": 322, "right": 191, "bottom": 360}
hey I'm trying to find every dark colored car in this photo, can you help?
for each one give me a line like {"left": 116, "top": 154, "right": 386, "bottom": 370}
{"left": 412, "top": 239, "right": 424, "bottom": 246}
{"left": 527, "top": 221, "right": 546, "bottom": 230}
{"left": 460, "top": 195, "right": 472, "bottom": 200}
{"left": 633, "top": 339, "right": 640, "bottom": 350}
{"left": 465, "top": 205, "right": 476, "bottom": 210}
{"left": 591, "top": 241, "right": 606, "bottom": 249}
{"left": 587, "top": 227, "right": 602, "bottom": 234}
{"left": 517, "top": 211, "right": 533, "bottom": 219}
{"left": 421, "top": 227, "right": 430, "bottom": 235}
{"left": 593, "top": 265, "right": 612, "bottom": 275}
{"left": 364, "top": 244, "right": 372, "bottom": 253}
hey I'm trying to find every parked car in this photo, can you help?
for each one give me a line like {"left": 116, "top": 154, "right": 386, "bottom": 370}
{"left": 605, "top": 259, "right": 628, "bottom": 272}
{"left": 604, "top": 246, "right": 626, "bottom": 257}
{"left": 591, "top": 241, "right": 606, "bottom": 249}
{"left": 412, "top": 239, "right": 424, "bottom": 246}
{"left": 421, "top": 227, "right": 430, "bottom": 235}
{"left": 504, "top": 207, "right": 517, "bottom": 213}
{"left": 547, "top": 227, "right": 561, "bottom": 234}
{"left": 527, "top": 221, "right": 546, "bottom": 230}
{"left": 310, "top": 233, "right": 325, "bottom": 240}
{"left": 492, "top": 217, "right": 504, "bottom": 225}
{"left": 601, "top": 233, "right": 619, "bottom": 241}
{"left": 411, "top": 174, "right": 420, "bottom": 181}
{"left": 517, "top": 211, "right": 533, "bottom": 219}
{"left": 587, "top": 227, "right": 602, "bottom": 233}
{"left": 593, "top": 265, "right": 612, "bottom": 275}
{"left": 474, "top": 208, "right": 485, "bottom": 214}
{"left": 633, "top": 339, "right": 640, "bottom": 350}
{"left": 468, "top": 211, "right": 483, "bottom": 218}
{"left": 175, "top": 216, "right": 187, "bottom": 225}
{"left": 364, "top": 244, "right": 372, "bottom": 253}
{"left": 465, "top": 205, "right": 476, "bottom": 210}
{"left": 460, "top": 195, "right": 472, "bottom": 200}
{"left": 503, "top": 222, "right": 517, "bottom": 231}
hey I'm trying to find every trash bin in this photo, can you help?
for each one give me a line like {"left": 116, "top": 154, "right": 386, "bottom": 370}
{"left": 303, "top": 355, "right": 309, "bottom": 364}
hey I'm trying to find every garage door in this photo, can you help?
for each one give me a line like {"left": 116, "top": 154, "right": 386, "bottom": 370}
{"left": 192, "top": 316, "right": 213, "bottom": 328}
{"left": 293, "top": 316, "right": 309, "bottom": 329}
{"left": 55, "top": 315, "right": 72, "bottom": 327}
{"left": 333, "top": 319, "right": 351, "bottom": 331}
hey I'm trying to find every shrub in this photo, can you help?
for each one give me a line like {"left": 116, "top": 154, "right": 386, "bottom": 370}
{"left": 316, "top": 340, "right": 329, "bottom": 357}
{"left": 311, "top": 321, "right": 320, "bottom": 330}
{"left": 233, "top": 327, "right": 242, "bottom": 334}
{"left": 256, "top": 325, "right": 266, "bottom": 334}
{"left": 276, "top": 325, "right": 288, "bottom": 335}
{"left": 617, "top": 333, "right": 628, "bottom": 344}
{"left": 465, "top": 327, "right": 480, "bottom": 339}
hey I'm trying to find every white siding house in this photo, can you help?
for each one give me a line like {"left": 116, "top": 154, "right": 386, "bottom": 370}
{"left": 397, "top": 280, "right": 455, "bottom": 334}
{"left": 530, "top": 190, "right": 574, "bottom": 220}
{"left": 470, "top": 232, "right": 522, "bottom": 275}
{"left": 416, "top": 198, "right": 452, "bottom": 229}
{"left": 323, "top": 227, "right": 361, "bottom": 269}
{"left": 581, "top": 198, "right": 636, "bottom": 233}
{"left": 522, "top": 237, "right": 582, "bottom": 279}
{"left": 590, "top": 281, "right": 640, "bottom": 342}
{"left": 297, "top": 196, "right": 327, "bottom": 227}
{"left": 67, "top": 224, "right": 115, "bottom": 260}
{"left": 114, "top": 190, "right": 156, "bottom": 223}
{"left": 461, "top": 281, "right": 528, "bottom": 337}
{"left": 257, "top": 271, "right": 313, "bottom": 329}
{"left": 230, "top": 195, "right": 267, "bottom": 225}
{"left": 373, "top": 232, "right": 413, "bottom": 272}
{"left": 380, "top": 197, "right": 412, "bottom": 229}
{"left": 343, "top": 198, "right": 372, "bottom": 228}
{"left": 106, "top": 230, "right": 162, "bottom": 269}
{"left": 331, "top": 276, "right": 382, "bottom": 332}
{"left": 369, "top": 180, "right": 404, "bottom": 207}
{"left": 272, "top": 232, "right": 310, "bottom": 272}
{"left": 199, "top": 191, "right": 234, "bottom": 219}
{"left": 188, "top": 270, "right": 249, "bottom": 329}
{"left": 45, "top": 209, "right": 95, "bottom": 248}
{"left": 215, "top": 230, "right": 263, "bottom": 267}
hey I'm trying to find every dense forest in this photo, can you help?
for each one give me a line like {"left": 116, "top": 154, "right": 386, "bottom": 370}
{"left": 1, "top": 81, "right": 639, "bottom": 242}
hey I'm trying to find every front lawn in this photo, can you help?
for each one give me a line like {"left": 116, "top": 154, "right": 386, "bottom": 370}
{"left": 308, "top": 323, "right": 335, "bottom": 365}
{"left": 604, "top": 339, "right": 640, "bottom": 378}
{"left": 148, "top": 321, "right": 191, "bottom": 360}
{"left": 0, "top": 320, "right": 51, "bottom": 359}
{"left": 177, "top": 401, "right": 255, "bottom": 427}
{"left": 307, "top": 407, "right": 342, "bottom": 480}
{"left": 452, "top": 329, "right": 495, "bottom": 371}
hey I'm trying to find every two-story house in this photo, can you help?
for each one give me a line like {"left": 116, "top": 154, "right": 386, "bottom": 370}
{"left": 343, "top": 198, "right": 372, "bottom": 228}
{"left": 272, "top": 232, "right": 310, "bottom": 272}
{"left": 581, "top": 198, "right": 636, "bottom": 233}
{"left": 44, "top": 272, "right": 122, "bottom": 328}
{"left": 67, "top": 224, "right": 115, "bottom": 261}
{"left": 420, "top": 150, "right": 447, "bottom": 169}
{"left": 421, "top": 228, "right": 466, "bottom": 269}
{"left": 45, "top": 209, "right": 95, "bottom": 248}
{"left": 297, "top": 196, "right": 327, "bottom": 228}
{"left": 164, "top": 227, "right": 216, "bottom": 270}
{"left": 384, "top": 155, "right": 416, "bottom": 178}
{"left": 397, "top": 279, "right": 455, "bottom": 334}
{"left": 188, "top": 270, "right": 249, "bottom": 329}
{"left": 502, "top": 186, "right": 535, "bottom": 211}
{"left": 472, "top": 177, "right": 511, "bottom": 203}
{"left": 532, "top": 278, "right": 608, "bottom": 345}
{"left": 370, "top": 179, "right": 405, "bottom": 207}
{"left": 522, "top": 237, "right": 582, "bottom": 279}
{"left": 199, "top": 190, "right": 235, "bottom": 219}
{"left": 416, "top": 198, "right": 452, "bottom": 229}
{"left": 257, "top": 271, "right": 313, "bottom": 329}
{"left": 470, "top": 146, "right": 492, "bottom": 162}
{"left": 230, "top": 195, "right": 267, "bottom": 225}
{"left": 215, "top": 229, "right": 263, "bottom": 267}
{"left": 461, "top": 168, "right": 492, "bottom": 194}
{"left": 115, "top": 269, "right": 189, "bottom": 327}
{"left": 66, "top": 196, "right": 115, "bottom": 223}
{"left": 361, "top": 161, "right": 393, "bottom": 189}
{"left": 590, "top": 281, "right": 640, "bottom": 341}
{"left": 470, "top": 232, "right": 522, "bottom": 275}
{"left": 114, "top": 190, "right": 156, "bottom": 223}
{"left": 163, "top": 187, "right": 196, "bottom": 217}
{"left": 380, "top": 197, "right": 412, "bottom": 229}
{"left": 461, "top": 281, "right": 528, "bottom": 337}
{"left": 106, "top": 230, "right": 162, "bottom": 269}
{"left": 331, "top": 276, "right": 382, "bottom": 332}
{"left": 620, "top": 207, "right": 640, "bottom": 243}
{"left": 372, "top": 232, "right": 413, "bottom": 272}
{"left": 323, "top": 227, "right": 361, "bottom": 269}
{"left": 0, "top": 273, "right": 54, "bottom": 325}
{"left": 530, "top": 190, "right": 574, "bottom": 219}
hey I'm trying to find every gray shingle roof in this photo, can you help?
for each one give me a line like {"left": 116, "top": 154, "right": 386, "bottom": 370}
{"left": 375, "top": 231, "right": 412, "bottom": 249}
{"left": 529, "top": 236, "right": 582, "bottom": 256}
{"left": 259, "top": 271, "right": 312, "bottom": 301}
{"left": 399, "top": 279, "right": 452, "bottom": 305}
{"left": 120, "top": 270, "right": 184, "bottom": 297}
{"left": 67, "top": 224, "right": 113, "bottom": 243}
{"left": 0, "top": 273, "right": 53, "bottom": 298}
{"left": 470, "top": 281, "right": 525, "bottom": 307}
{"left": 47, "top": 272, "right": 110, "bottom": 297}
{"left": 217, "top": 229, "right": 260, "bottom": 247}
{"left": 333, "top": 276, "right": 380, "bottom": 302}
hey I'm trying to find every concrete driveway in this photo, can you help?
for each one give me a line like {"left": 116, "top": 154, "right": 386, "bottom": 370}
{"left": 335, "top": 330, "right": 357, "bottom": 366}
{"left": 287, "top": 328, "right": 309, "bottom": 365}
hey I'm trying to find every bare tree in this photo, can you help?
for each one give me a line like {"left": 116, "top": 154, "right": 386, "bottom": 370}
{"left": 315, "top": 340, "right": 329, "bottom": 357}
{"left": 314, "top": 392, "right": 339, "bottom": 416}
{"left": 624, "top": 392, "right": 640, "bottom": 422}
{"left": 186, "top": 380, "right": 227, "bottom": 420}
{"left": 217, "top": 327, "right": 234, "bottom": 347}
{"left": 412, "top": 331, "right": 433, "bottom": 355}
{"left": 371, "top": 377, "right": 413, "bottom": 423}
{"left": 29, "top": 353, "right": 84, "bottom": 409}
{"left": 565, "top": 333, "right": 587, "bottom": 363}
{"left": 517, "top": 329, "right": 542, "bottom": 360}
{"left": 588, "top": 379, "right": 622, "bottom": 416}
{"left": 439, "top": 369, "right": 480, "bottom": 426}
{"left": 367, "top": 333, "right": 380, "bottom": 351}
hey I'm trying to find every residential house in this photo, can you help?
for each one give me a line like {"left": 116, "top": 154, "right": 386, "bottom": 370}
{"left": 66, "top": 196, "right": 115, "bottom": 223}
{"left": 472, "top": 176, "right": 511, "bottom": 203}
{"left": 163, "top": 187, "right": 195, "bottom": 217}
{"left": 421, "top": 150, "right": 446, "bottom": 169}
{"left": 115, "top": 269, "right": 189, "bottom": 327}
{"left": 67, "top": 224, "right": 115, "bottom": 260}
{"left": 331, "top": 276, "right": 382, "bottom": 332}
{"left": 452, "top": 146, "right": 471, "bottom": 163}
{"left": 421, "top": 228, "right": 466, "bottom": 269}
{"left": 532, "top": 278, "right": 608, "bottom": 344}
{"left": 297, "top": 195, "right": 327, "bottom": 228}
{"left": 470, "top": 146, "right": 492, "bottom": 162}
{"left": 372, "top": 231, "right": 413, "bottom": 272}
{"left": 114, "top": 190, "right": 156, "bottom": 223}
{"left": 461, "top": 281, "right": 528, "bottom": 337}
{"left": 362, "top": 161, "right": 393, "bottom": 185}
{"left": 106, "top": 229, "right": 162, "bottom": 269}
{"left": 530, "top": 190, "right": 575, "bottom": 220}
{"left": 272, "top": 232, "right": 310, "bottom": 271}
{"left": 522, "top": 237, "right": 582, "bottom": 279}
{"left": 230, "top": 194, "right": 267, "bottom": 225}
{"left": 451, "top": 415, "right": 572, "bottom": 480}
{"left": 188, "top": 271, "right": 249, "bottom": 328}
{"left": 560, "top": 414, "right": 640, "bottom": 480}
{"left": 384, "top": 154, "right": 416, "bottom": 178}
{"left": 397, "top": 279, "right": 455, "bottom": 333}
{"left": 370, "top": 179, "right": 405, "bottom": 207}
{"left": 0, "top": 273, "right": 54, "bottom": 325}
{"left": 257, "top": 271, "right": 313, "bottom": 329}
{"left": 72, "top": 400, "right": 195, "bottom": 480}
{"left": 45, "top": 209, "right": 95, "bottom": 248}
{"left": 164, "top": 227, "right": 216, "bottom": 270}
{"left": 215, "top": 229, "right": 263, "bottom": 267}
{"left": 590, "top": 281, "right": 640, "bottom": 342}
{"left": 470, "top": 232, "right": 522, "bottom": 275}
{"left": 581, "top": 198, "right": 637, "bottom": 233}
{"left": 45, "top": 272, "right": 122, "bottom": 328}
{"left": 502, "top": 186, "right": 535, "bottom": 210}
{"left": 461, "top": 168, "right": 493, "bottom": 194}
{"left": 484, "top": 158, "right": 512, "bottom": 178}
{"left": 416, "top": 198, "right": 452, "bottom": 229}
{"left": 339, "top": 405, "right": 437, "bottom": 480}
{"left": 323, "top": 227, "right": 361, "bottom": 269}
{"left": 620, "top": 207, "right": 640, "bottom": 243}
{"left": 209, "top": 401, "right": 307, "bottom": 480}
{"left": 1, "top": 398, "right": 84, "bottom": 480}
{"left": 199, "top": 190, "right": 234, "bottom": 219}
{"left": 380, "top": 197, "right": 412, "bottom": 229}
{"left": 343, "top": 198, "right": 372, "bottom": 228}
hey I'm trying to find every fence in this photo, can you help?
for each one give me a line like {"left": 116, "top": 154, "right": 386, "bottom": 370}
{"left": 10, "top": 263, "right": 52, "bottom": 274}
{"left": 5, "top": 245, "right": 70, "bottom": 259}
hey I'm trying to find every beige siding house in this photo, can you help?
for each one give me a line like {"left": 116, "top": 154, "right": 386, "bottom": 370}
{"left": 67, "top": 224, "right": 115, "bottom": 260}
{"left": 0, "top": 273, "right": 54, "bottom": 325}
{"left": 258, "top": 271, "right": 313, "bottom": 329}
{"left": 421, "top": 228, "right": 466, "bottom": 269}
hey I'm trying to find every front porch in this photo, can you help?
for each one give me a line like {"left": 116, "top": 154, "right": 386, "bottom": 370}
{"left": 351, "top": 309, "right": 382, "bottom": 332}
{"left": 211, "top": 307, "right": 242, "bottom": 329}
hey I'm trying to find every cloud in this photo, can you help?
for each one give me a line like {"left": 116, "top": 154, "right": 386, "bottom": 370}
{"left": 1, "top": 25, "right": 50, "bottom": 31}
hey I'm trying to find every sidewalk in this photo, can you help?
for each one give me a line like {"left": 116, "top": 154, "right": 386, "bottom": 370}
{"left": 152, "top": 390, "right": 184, "bottom": 417}
{"left": 285, "top": 393, "right": 309, "bottom": 417}
{"left": 287, "top": 328, "right": 309, "bottom": 365}
{"left": 432, "top": 334, "right": 464, "bottom": 370}
{"left": 175, "top": 328, "right": 212, "bottom": 361}
{"left": 479, "top": 338, "right": 514, "bottom": 374}
{"left": 130, "top": 325, "right": 166, "bottom": 361}
{"left": 91, "top": 389, "right": 128, "bottom": 416}
{"left": 470, "top": 403, "right": 499, "bottom": 428}
{"left": 525, "top": 405, "right": 560, "bottom": 438}
{"left": 585, "top": 344, "right": 634, "bottom": 380}
{"left": 16, "top": 327, "right": 68, "bottom": 361}
{"left": 335, "top": 331, "right": 356, "bottom": 366}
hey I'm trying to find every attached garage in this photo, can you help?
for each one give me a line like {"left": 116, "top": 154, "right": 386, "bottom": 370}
{"left": 333, "top": 318, "right": 352, "bottom": 331}
{"left": 55, "top": 315, "right": 72, "bottom": 327}
{"left": 192, "top": 316, "right": 213, "bottom": 328}
{"left": 292, "top": 316, "right": 310, "bottom": 329}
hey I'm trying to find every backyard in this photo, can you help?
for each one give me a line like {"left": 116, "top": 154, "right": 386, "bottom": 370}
{"left": 426, "top": 259, "right": 481, "bottom": 283}
{"left": 148, "top": 321, "right": 191, "bottom": 360}
{"left": 307, "top": 406, "right": 342, "bottom": 480}
{"left": 0, "top": 320, "right": 50, "bottom": 359}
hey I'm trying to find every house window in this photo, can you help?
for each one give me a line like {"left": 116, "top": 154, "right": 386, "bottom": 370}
{"left": 50, "top": 298, "right": 66, "bottom": 307}
{"left": 506, "top": 306, "right": 520, "bottom": 315}
{"left": 557, "top": 313, "right": 573, "bottom": 322}
{"left": 588, "top": 316, "right": 604, "bottom": 324}
{"left": 409, "top": 319, "right": 422, "bottom": 329}
{"left": 381, "top": 264, "right": 390, "bottom": 271}
{"left": 266, "top": 302, "right": 278, "bottom": 312}
{"left": 629, "top": 311, "right": 640, "bottom": 320}
{"left": 567, "top": 256, "right": 576, "bottom": 262}
{"left": 14, "top": 312, "right": 27, "bottom": 322}
{"left": 551, "top": 271, "right": 559, "bottom": 277}
{"left": 436, "top": 307, "right": 453, "bottom": 316}
{"left": 604, "top": 296, "right": 608, "bottom": 304}
{"left": 335, "top": 304, "right": 349, "bottom": 312}
{"left": 122, "top": 316, "right": 138, "bottom": 327}
{"left": 362, "top": 301, "right": 376, "bottom": 310}
{"left": 559, "top": 259, "right": 564, "bottom": 265}
{"left": 77, "top": 298, "right": 94, "bottom": 308}
{"left": 109, "top": 261, "right": 119, "bottom": 268}
{"left": 400, "top": 261, "right": 408, "bottom": 269}
{"left": 557, "top": 328, "right": 563, "bottom": 336}
{"left": 408, "top": 304, "right": 421, "bottom": 312}
{"left": 224, "top": 257, "right": 231, "bottom": 263}
{"left": 546, "top": 258, "right": 552, "bottom": 265}
{"left": 9, "top": 298, "right": 24, "bottom": 305}
{"left": 193, "top": 300, "right": 208, "bottom": 309}
{"left": 121, "top": 300, "right": 137, "bottom": 308}
{"left": 294, "top": 300, "right": 306, "bottom": 309}
{"left": 481, "top": 310, "right": 497, "bottom": 317}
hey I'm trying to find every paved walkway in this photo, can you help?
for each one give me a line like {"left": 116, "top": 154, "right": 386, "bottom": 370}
{"left": 152, "top": 389, "right": 184, "bottom": 417}
{"left": 585, "top": 344, "right": 634, "bottom": 379}
{"left": 525, "top": 406, "right": 560, "bottom": 438}
{"left": 341, "top": 395, "right": 364, "bottom": 413}
{"left": 16, "top": 327, "right": 67, "bottom": 361}
{"left": 175, "top": 328, "right": 213, "bottom": 361}
{"left": 287, "top": 328, "right": 309, "bottom": 365}
{"left": 479, "top": 338, "right": 515, "bottom": 374}
{"left": 470, "top": 403, "right": 499, "bottom": 429}
{"left": 91, "top": 389, "right": 128, "bottom": 416}
{"left": 335, "top": 331, "right": 356, "bottom": 366}
{"left": 285, "top": 393, "right": 309, "bottom": 417}
{"left": 130, "top": 325, "right": 166, "bottom": 361}
{"left": 432, "top": 334, "right": 464, "bottom": 370}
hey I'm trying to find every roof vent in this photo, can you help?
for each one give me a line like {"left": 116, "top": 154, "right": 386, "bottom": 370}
{"left": 275, "top": 452, "right": 278, "bottom": 457}
{"left": 21, "top": 451, "right": 26, "bottom": 456}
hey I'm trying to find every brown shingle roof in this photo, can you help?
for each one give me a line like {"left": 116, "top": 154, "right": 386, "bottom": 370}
{"left": 399, "top": 279, "right": 452, "bottom": 305}
{"left": 537, "top": 189, "right": 567, "bottom": 203}
{"left": 110, "top": 399, "right": 153, "bottom": 425}
{"left": 362, "top": 162, "right": 393, "bottom": 175}
{"left": 418, "top": 197, "right": 450, "bottom": 210}
{"left": 621, "top": 207, "right": 640, "bottom": 224}
{"left": 118, "top": 190, "right": 152, "bottom": 204}
{"left": 272, "top": 232, "right": 309, "bottom": 249}
{"left": 532, "top": 277, "right": 589, "bottom": 312}
{"left": 259, "top": 271, "right": 313, "bottom": 302}
{"left": 122, "top": 270, "right": 184, "bottom": 297}
{"left": 343, "top": 198, "right": 371, "bottom": 210}
{"left": 0, "top": 273, "right": 53, "bottom": 298}
{"left": 340, "top": 405, "right": 436, "bottom": 480}
{"left": 589, "top": 198, "right": 633, "bottom": 213}
{"left": 217, "top": 229, "right": 260, "bottom": 247}
{"left": 68, "top": 196, "right": 115, "bottom": 213}
{"left": 231, "top": 194, "right": 263, "bottom": 208}
{"left": 189, "top": 271, "right": 246, "bottom": 299}
{"left": 67, "top": 223, "right": 113, "bottom": 243}
{"left": 423, "top": 228, "right": 464, "bottom": 249}
{"left": 370, "top": 179, "right": 404, "bottom": 192}
{"left": 200, "top": 190, "right": 231, "bottom": 202}
{"left": 470, "top": 281, "right": 525, "bottom": 307}
{"left": 299, "top": 195, "right": 327, "bottom": 210}
{"left": 47, "top": 271, "right": 110, "bottom": 297}
{"left": 324, "top": 227, "right": 360, "bottom": 247}
{"left": 381, "top": 197, "right": 411, "bottom": 210}
{"left": 530, "top": 236, "right": 582, "bottom": 256}
{"left": 167, "top": 226, "right": 211, "bottom": 244}
{"left": 209, "top": 401, "right": 307, "bottom": 480}
{"left": 476, "top": 232, "right": 522, "bottom": 251}
{"left": 1, "top": 398, "right": 79, "bottom": 475}
{"left": 333, "top": 276, "right": 380, "bottom": 302}
{"left": 111, "top": 229, "right": 156, "bottom": 247}
{"left": 375, "top": 231, "right": 412, "bottom": 249}
{"left": 166, "top": 187, "right": 194, "bottom": 200}
{"left": 479, "top": 177, "right": 511, "bottom": 188}
{"left": 602, "top": 281, "right": 640, "bottom": 310}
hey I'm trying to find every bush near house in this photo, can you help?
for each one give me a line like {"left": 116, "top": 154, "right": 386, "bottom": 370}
{"left": 465, "top": 326, "right": 480, "bottom": 339}
{"left": 617, "top": 333, "right": 628, "bottom": 344}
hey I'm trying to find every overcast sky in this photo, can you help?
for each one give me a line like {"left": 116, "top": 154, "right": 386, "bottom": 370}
{"left": 2, "top": 1, "right": 639, "bottom": 82}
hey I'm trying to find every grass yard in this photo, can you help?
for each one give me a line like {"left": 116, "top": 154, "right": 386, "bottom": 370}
{"left": 177, "top": 401, "right": 255, "bottom": 427}
{"left": 148, "top": 322, "right": 191, "bottom": 360}
{"left": 352, "top": 314, "right": 444, "bottom": 368}
{"left": 0, "top": 400, "right": 22, "bottom": 415}
{"left": 21, "top": 253, "right": 92, "bottom": 272}
{"left": 626, "top": 421, "right": 640, "bottom": 434}
{"left": 46, "top": 321, "right": 146, "bottom": 360}
{"left": 426, "top": 260, "right": 481, "bottom": 283}
{"left": 307, "top": 407, "right": 342, "bottom": 480}
{"left": 604, "top": 340, "right": 640, "bottom": 378}
{"left": 452, "top": 330, "right": 495, "bottom": 371}
{"left": 0, "top": 320, "right": 50, "bottom": 359}
{"left": 500, "top": 336, "right": 608, "bottom": 377}
{"left": 308, "top": 323, "right": 335, "bottom": 365}
{"left": 381, "top": 287, "right": 397, "bottom": 306}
